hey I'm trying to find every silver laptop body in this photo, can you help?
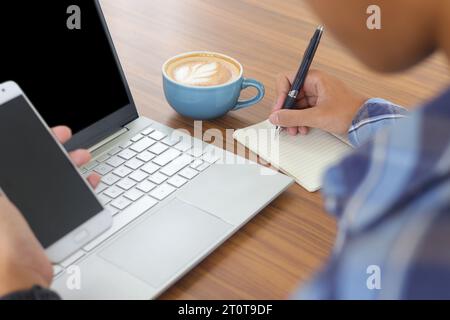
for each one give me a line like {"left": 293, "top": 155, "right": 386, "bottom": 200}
{"left": 51, "top": 116, "right": 293, "bottom": 299}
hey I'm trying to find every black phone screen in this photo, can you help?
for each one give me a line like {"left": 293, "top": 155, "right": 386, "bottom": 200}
{"left": 0, "top": 95, "right": 104, "bottom": 248}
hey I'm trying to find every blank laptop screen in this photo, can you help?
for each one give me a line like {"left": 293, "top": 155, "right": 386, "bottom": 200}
{"left": 0, "top": 1, "right": 131, "bottom": 134}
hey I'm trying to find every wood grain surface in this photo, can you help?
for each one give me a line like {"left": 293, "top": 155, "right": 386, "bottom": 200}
{"left": 99, "top": 0, "right": 449, "bottom": 299}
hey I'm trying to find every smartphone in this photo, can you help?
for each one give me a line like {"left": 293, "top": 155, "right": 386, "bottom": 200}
{"left": 0, "top": 81, "right": 112, "bottom": 263}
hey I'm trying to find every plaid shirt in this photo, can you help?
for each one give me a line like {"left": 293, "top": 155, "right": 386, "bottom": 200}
{"left": 296, "top": 89, "right": 450, "bottom": 299}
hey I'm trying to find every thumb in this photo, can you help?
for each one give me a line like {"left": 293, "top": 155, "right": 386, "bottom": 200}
{"left": 269, "top": 108, "right": 320, "bottom": 128}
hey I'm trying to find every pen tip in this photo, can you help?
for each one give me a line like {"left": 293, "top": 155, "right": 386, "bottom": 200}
{"left": 318, "top": 25, "right": 325, "bottom": 32}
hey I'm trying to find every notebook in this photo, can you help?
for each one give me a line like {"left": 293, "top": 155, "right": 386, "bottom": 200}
{"left": 233, "top": 120, "right": 353, "bottom": 192}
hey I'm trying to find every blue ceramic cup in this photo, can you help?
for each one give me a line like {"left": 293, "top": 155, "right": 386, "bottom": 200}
{"left": 162, "top": 51, "right": 265, "bottom": 120}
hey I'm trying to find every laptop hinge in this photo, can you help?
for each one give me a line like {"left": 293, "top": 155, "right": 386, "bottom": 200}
{"left": 88, "top": 127, "right": 129, "bottom": 153}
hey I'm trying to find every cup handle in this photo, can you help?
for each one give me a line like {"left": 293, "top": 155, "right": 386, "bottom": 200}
{"left": 233, "top": 79, "right": 265, "bottom": 111}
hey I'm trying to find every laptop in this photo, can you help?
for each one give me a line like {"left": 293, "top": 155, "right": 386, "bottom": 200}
{"left": 1, "top": 1, "right": 293, "bottom": 299}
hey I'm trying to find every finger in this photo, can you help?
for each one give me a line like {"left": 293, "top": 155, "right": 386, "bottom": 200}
{"left": 273, "top": 94, "right": 287, "bottom": 112}
{"left": 273, "top": 73, "right": 295, "bottom": 111}
{"left": 87, "top": 174, "right": 101, "bottom": 189}
{"left": 287, "top": 127, "right": 299, "bottom": 136}
{"left": 52, "top": 126, "right": 72, "bottom": 144}
{"left": 275, "top": 92, "right": 311, "bottom": 112}
{"left": 297, "top": 96, "right": 311, "bottom": 109}
{"left": 69, "top": 149, "right": 92, "bottom": 167}
{"left": 303, "top": 69, "right": 323, "bottom": 93}
{"left": 269, "top": 108, "right": 321, "bottom": 128}
{"left": 299, "top": 126, "right": 310, "bottom": 135}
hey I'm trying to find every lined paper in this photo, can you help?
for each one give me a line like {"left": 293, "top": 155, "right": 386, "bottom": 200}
{"left": 233, "top": 121, "right": 353, "bottom": 192}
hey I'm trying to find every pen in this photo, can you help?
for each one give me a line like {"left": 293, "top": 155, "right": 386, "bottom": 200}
{"left": 276, "top": 25, "right": 324, "bottom": 133}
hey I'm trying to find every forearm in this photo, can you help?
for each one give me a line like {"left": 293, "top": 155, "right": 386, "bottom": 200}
{"left": 348, "top": 98, "right": 409, "bottom": 147}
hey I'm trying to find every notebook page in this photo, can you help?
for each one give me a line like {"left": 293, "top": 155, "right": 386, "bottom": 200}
{"left": 233, "top": 121, "right": 352, "bottom": 192}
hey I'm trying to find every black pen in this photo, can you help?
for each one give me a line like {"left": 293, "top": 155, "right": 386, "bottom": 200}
{"left": 276, "top": 25, "right": 324, "bottom": 133}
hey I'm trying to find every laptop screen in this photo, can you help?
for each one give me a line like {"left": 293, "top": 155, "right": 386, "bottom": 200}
{"left": 0, "top": 1, "right": 133, "bottom": 139}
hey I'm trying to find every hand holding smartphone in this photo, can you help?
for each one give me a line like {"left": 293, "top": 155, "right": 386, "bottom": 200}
{"left": 0, "top": 81, "right": 112, "bottom": 263}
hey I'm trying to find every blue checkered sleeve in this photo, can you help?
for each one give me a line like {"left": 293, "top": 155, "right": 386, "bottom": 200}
{"left": 323, "top": 99, "right": 410, "bottom": 218}
{"left": 348, "top": 98, "right": 409, "bottom": 147}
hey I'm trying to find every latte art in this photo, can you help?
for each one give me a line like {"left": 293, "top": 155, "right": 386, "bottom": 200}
{"left": 173, "top": 62, "right": 232, "bottom": 86}
{"left": 166, "top": 55, "right": 241, "bottom": 87}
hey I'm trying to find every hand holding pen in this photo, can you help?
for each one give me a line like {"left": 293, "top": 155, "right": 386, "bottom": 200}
{"left": 269, "top": 25, "right": 369, "bottom": 136}
{"left": 271, "top": 26, "right": 324, "bottom": 135}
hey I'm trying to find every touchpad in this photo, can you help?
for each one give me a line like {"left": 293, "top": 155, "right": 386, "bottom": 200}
{"left": 98, "top": 199, "right": 232, "bottom": 289}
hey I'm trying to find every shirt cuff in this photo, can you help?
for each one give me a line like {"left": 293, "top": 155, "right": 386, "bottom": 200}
{"left": 0, "top": 286, "right": 61, "bottom": 300}
{"left": 348, "top": 98, "right": 409, "bottom": 147}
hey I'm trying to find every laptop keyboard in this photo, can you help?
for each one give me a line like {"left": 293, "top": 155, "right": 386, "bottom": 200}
{"left": 53, "top": 126, "right": 219, "bottom": 276}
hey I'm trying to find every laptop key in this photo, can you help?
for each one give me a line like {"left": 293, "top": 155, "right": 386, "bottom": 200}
{"left": 168, "top": 175, "right": 188, "bottom": 188}
{"left": 97, "top": 193, "right": 112, "bottom": 206}
{"left": 102, "top": 173, "right": 121, "bottom": 186}
{"left": 148, "top": 143, "right": 169, "bottom": 155}
{"left": 111, "top": 196, "right": 132, "bottom": 210}
{"left": 141, "top": 162, "right": 160, "bottom": 175}
{"left": 118, "top": 149, "right": 137, "bottom": 160}
{"left": 190, "top": 159, "right": 204, "bottom": 169}
{"left": 149, "top": 130, "right": 167, "bottom": 141}
{"left": 130, "top": 137, "right": 156, "bottom": 153}
{"left": 136, "top": 180, "right": 157, "bottom": 193}
{"left": 153, "top": 149, "right": 181, "bottom": 166}
{"left": 148, "top": 172, "right": 168, "bottom": 185}
{"left": 197, "top": 162, "right": 211, "bottom": 171}
{"left": 150, "top": 183, "right": 176, "bottom": 201}
{"left": 119, "top": 141, "right": 133, "bottom": 149}
{"left": 95, "top": 164, "right": 114, "bottom": 176}
{"left": 129, "top": 170, "right": 149, "bottom": 182}
{"left": 95, "top": 182, "right": 108, "bottom": 194}
{"left": 174, "top": 140, "right": 192, "bottom": 152}
{"left": 187, "top": 144, "right": 206, "bottom": 157}
{"left": 131, "top": 133, "right": 144, "bottom": 142}
{"left": 125, "top": 158, "right": 144, "bottom": 170}
{"left": 160, "top": 155, "right": 193, "bottom": 177}
{"left": 161, "top": 135, "right": 181, "bottom": 147}
{"left": 117, "top": 177, "right": 137, "bottom": 191}
{"left": 137, "top": 150, "right": 155, "bottom": 163}
{"left": 179, "top": 168, "right": 199, "bottom": 180}
{"left": 141, "top": 127, "right": 155, "bottom": 136}
{"left": 84, "top": 196, "right": 158, "bottom": 252}
{"left": 124, "top": 188, "right": 144, "bottom": 201}
{"left": 104, "top": 186, "right": 124, "bottom": 199}
{"left": 113, "top": 165, "right": 132, "bottom": 178}
{"left": 106, "top": 156, "right": 126, "bottom": 168}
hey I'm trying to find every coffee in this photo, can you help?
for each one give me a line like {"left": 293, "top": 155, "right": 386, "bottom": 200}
{"left": 166, "top": 53, "right": 241, "bottom": 87}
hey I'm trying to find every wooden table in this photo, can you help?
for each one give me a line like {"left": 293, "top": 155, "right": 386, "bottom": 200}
{"left": 100, "top": 0, "right": 449, "bottom": 299}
